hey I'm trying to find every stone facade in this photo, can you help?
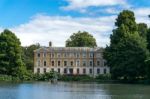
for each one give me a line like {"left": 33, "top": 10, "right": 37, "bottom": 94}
{"left": 34, "top": 43, "right": 110, "bottom": 76}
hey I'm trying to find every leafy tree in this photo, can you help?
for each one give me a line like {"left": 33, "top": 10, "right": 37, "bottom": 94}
{"left": 104, "top": 10, "right": 149, "bottom": 80}
{"left": 0, "top": 29, "right": 27, "bottom": 77}
{"left": 137, "top": 23, "right": 148, "bottom": 39}
{"left": 147, "top": 29, "right": 150, "bottom": 50}
{"left": 22, "top": 44, "right": 40, "bottom": 70}
{"left": 66, "top": 31, "right": 97, "bottom": 47}
{"left": 145, "top": 59, "right": 150, "bottom": 79}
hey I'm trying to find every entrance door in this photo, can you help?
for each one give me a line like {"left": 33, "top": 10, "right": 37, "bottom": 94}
{"left": 69, "top": 68, "right": 73, "bottom": 74}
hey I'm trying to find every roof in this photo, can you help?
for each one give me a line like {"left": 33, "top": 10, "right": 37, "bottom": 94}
{"left": 34, "top": 47, "right": 103, "bottom": 53}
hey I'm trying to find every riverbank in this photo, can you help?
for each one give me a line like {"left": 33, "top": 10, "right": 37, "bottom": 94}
{"left": 0, "top": 74, "right": 150, "bottom": 85}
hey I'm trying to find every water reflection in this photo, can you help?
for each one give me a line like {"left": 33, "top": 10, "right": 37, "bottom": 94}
{"left": 0, "top": 82, "right": 149, "bottom": 99}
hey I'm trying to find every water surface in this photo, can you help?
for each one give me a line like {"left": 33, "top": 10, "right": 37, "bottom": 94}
{"left": 0, "top": 82, "right": 150, "bottom": 99}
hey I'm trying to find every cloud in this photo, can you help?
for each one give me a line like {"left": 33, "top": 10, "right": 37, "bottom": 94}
{"left": 134, "top": 8, "right": 150, "bottom": 26}
{"left": 62, "top": 0, "right": 128, "bottom": 10}
{"left": 0, "top": 14, "right": 116, "bottom": 47}
{"left": 0, "top": 7, "right": 149, "bottom": 48}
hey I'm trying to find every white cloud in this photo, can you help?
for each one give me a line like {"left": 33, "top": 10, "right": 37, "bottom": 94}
{"left": 0, "top": 7, "right": 149, "bottom": 48}
{"left": 134, "top": 8, "right": 150, "bottom": 26}
{"left": 62, "top": 0, "right": 129, "bottom": 10}
{"left": 134, "top": 8, "right": 150, "bottom": 17}
{"left": 0, "top": 14, "right": 116, "bottom": 47}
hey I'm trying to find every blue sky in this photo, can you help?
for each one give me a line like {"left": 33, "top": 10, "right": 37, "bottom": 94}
{"left": 0, "top": 0, "right": 150, "bottom": 47}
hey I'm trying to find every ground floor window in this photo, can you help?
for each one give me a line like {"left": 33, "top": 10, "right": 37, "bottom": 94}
{"left": 104, "top": 68, "right": 107, "bottom": 74}
{"left": 89, "top": 68, "right": 92, "bottom": 74}
{"left": 77, "top": 68, "right": 79, "bottom": 74}
{"left": 44, "top": 68, "right": 46, "bottom": 73}
{"left": 44, "top": 61, "right": 46, "bottom": 66}
{"left": 97, "top": 68, "right": 100, "bottom": 74}
{"left": 52, "top": 61, "right": 54, "bottom": 66}
{"left": 58, "top": 68, "right": 60, "bottom": 73}
{"left": 37, "top": 68, "right": 40, "bottom": 73}
{"left": 64, "top": 68, "right": 67, "bottom": 74}
{"left": 51, "top": 68, "right": 54, "bottom": 71}
{"left": 83, "top": 68, "right": 86, "bottom": 74}
{"left": 69, "top": 68, "right": 73, "bottom": 74}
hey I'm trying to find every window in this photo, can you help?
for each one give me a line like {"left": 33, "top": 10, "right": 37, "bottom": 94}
{"left": 64, "top": 53, "right": 67, "bottom": 58}
{"left": 76, "top": 60, "right": 80, "bottom": 66}
{"left": 52, "top": 53, "right": 54, "bottom": 58}
{"left": 74, "top": 53, "right": 76, "bottom": 57}
{"left": 38, "top": 60, "right": 40, "bottom": 66}
{"left": 58, "top": 61, "right": 60, "bottom": 66}
{"left": 57, "top": 53, "right": 61, "bottom": 58}
{"left": 37, "top": 68, "right": 40, "bottom": 73}
{"left": 90, "top": 61, "right": 93, "bottom": 66}
{"left": 82, "top": 53, "right": 86, "bottom": 58}
{"left": 97, "top": 69, "right": 100, "bottom": 74}
{"left": 83, "top": 68, "right": 86, "bottom": 74}
{"left": 69, "top": 68, "right": 73, "bottom": 74}
{"left": 64, "top": 68, "right": 67, "bottom": 74}
{"left": 64, "top": 61, "right": 67, "bottom": 66}
{"left": 44, "top": 68, "right": 46, "bottom": 73}
{"left": 77, "top": 68, "right": 79, "bottom": 74}
{"left": 71, "top": 61, "right": 73, "bottom": 66}
{"left": 96, "top": 53, "right": 101, "bottom": 58}
{"left": 67, "top": 53, "right": 70, "bottom": 58}
{"left": 89, "top": 53, "right": 93, "bottom": 58}
{"left": 70, "top": 53, "right": 74, "bottom": 57}
{"left": 83, "top": 61, "right": 86, "bottom": 66}
{"left": 43, "top": 53, "right": 46, "bottom": 57}
{"left": 77, "top": 53, "right": 80, "bottom": 58}
{"left": 89, "top": 68, "right": 92, "bottom": 74}
{"left": 97, "top": 61, "right": 100, "bottom": 66}
{"left": 37, "top": 53, "right": 40, "bottom": 57}
{"left": 51, "top": 68, "right": 54, "bottom": 71}
{"left": 58, "top": 68, "right": 60, "bottom": 73}
{"left": 44, "top": 61, "right": 46, "bottom": 66}
{"left": 104, "top": 69, "right": 107, "bottom": 74}
{"left": 52, "top": 61, "right": 54, "bottom": 66}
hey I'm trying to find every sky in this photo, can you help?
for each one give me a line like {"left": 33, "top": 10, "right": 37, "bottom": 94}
{"left": 0, "top": 0, "right": 150, "bottom": 47}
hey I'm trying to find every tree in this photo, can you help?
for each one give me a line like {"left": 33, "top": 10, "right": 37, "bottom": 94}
{"left": 137, "top": 23, "right": 148, "bottom": 39}
{"left": 104, "top": 10, "right": 149, "bottom": 80}
{"left": 0, "top": 29, "right": 26, "bottom": 76}
{"left": 66, "top": 31, "right": 97, "bottom": 47}
{"left": 22, "top": 44, "right": 40, "bottom": 70}
{"left": 147, "top": 29, "right": 150, "bottom": 50}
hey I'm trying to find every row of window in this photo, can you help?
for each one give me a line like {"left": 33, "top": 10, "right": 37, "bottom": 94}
{"left": 37, "top": 60, "right": 104, "bottom": 67}
{"left": 37, "top": 52, "right": 101, "bottom": 58}
{"left": 37, "top": 68, "right": 107, "bottom": 74}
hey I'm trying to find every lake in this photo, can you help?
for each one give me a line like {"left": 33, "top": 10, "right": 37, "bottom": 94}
{"left": 0, "top": 82, "right": 150, "bottom": 99}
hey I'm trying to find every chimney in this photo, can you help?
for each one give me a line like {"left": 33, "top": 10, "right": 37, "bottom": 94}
{"left": 49, "top": 41, "right": 52, "bottom": 47}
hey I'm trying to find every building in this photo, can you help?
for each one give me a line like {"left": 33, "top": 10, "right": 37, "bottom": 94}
{"left": 34, "top": 42, "right": 110, "bottom": 76}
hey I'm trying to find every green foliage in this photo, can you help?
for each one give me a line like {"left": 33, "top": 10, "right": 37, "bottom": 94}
{"left": 147, "top": 29, "right": 150, "bottom": 50}
{"left": 145, "top": 59, "right": 150, "bottom": 79}
{"left": 59, "top": 75, "right": 94, "bottom": 82}
{"left": 138, "top": 23, "right": 148, "bottom": 39}
{"left": 22, "top": 44, "right": 40, "bottom": 70}
{"left": 104, "top": 10, "right": 149, "bottom": 81}
{"left": 66, "top": 31, "right": 97, "bottom": 47}
{"left": 0, "top": 29, "right": 30, "bottom": 80}
{"left": 33, "top": 71, "right": 58, "bottom": 81}
{"left": 95, "top": 74, "right": 111, "bottom": 80}
{"left": 0, "top": 29, "right": 23, "bottom": 75}
{"left": 115, "top": 10, "right": 137, "bottom": 31}
{"left": 0, "top": 75, "right": 12, "bottom": 81}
